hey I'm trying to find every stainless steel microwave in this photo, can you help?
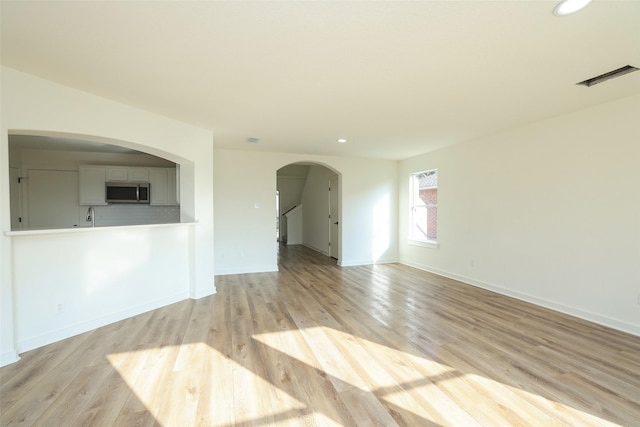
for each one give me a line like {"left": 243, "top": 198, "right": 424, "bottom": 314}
{"left": 105, "top": 182, "right": 150, "bottom": 204}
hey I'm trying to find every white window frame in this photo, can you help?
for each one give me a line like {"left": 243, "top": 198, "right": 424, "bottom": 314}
{"left": 409, "top": 169, "right": 438, "bottom": 248}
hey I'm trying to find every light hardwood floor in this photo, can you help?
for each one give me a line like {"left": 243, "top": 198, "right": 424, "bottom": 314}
{"left": 2, "top": 245, "right": 640, "bottom": 426}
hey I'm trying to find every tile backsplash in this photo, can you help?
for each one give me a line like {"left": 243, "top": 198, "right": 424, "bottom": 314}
{"left": 88, "top": 204, "right": 180, "bottom": 227}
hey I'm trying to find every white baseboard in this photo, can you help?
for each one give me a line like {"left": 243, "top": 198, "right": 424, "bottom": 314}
{"left": 0, "top": 350, "right": 20, "bottom": 367}
{"left": 339, "top": 257, "right": 397, "bottom": 267}
{"left": 17, "top": 292, "right": 189, "bottom": 354}
{"left": 302, "top": 242, "right": 329, "bottom": 256}
{"left": 191, "top": 286, "right": 217, "bottom": 299}
{"left": 401, "top": 260, "right": 640, "bottom": 338}
{"left": 214, "top": 264, "right": 278, "bottom": 276}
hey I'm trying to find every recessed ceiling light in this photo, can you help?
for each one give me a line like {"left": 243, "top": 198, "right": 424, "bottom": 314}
{"left": 554, "top": 0, "right": 592, "bottom": 16}
{"left": 337, "top": 138, "right": 348, "bottom": 144}
{"left": 246, "top": 137, "right": 260, "bottom": 144}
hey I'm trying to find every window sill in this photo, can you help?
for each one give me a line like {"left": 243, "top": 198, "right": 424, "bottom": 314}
{"left": 408, "top": 239, "right": 439, "bottom": 249}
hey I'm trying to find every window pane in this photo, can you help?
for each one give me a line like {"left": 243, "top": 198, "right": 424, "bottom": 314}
{"left": 418, "top": 171, "right": 438, "bottom": 188}
{"left": 411, "top": 206, "right": 428, "bottom": 240}
{"left": 410, "top": 169, "right": 437, "bottom": 242}
{"left": 427, "top": 204, "right": 437, "bottom": 240}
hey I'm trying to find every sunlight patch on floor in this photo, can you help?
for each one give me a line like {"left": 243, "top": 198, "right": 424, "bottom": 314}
{"left": 105, "top": 326, "right": 622, "bottom": 426}
{"left": 253, "top": 326, "right": 452, "bottom": 423}
{"left": 108, "top": 343, "right": 308, "bottom": 426}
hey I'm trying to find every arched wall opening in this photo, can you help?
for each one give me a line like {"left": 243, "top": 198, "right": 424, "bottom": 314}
{"left": 213, "top": 148, "right": 397, "bottom": 275}
{"left": 276, "top": 161, "right": 342, "bottom": 263}
{"left": 1, "top": 67, "right": 215, "bottom": 366}
{"left": 7, "top": 130, "right": 195, "bottom": 230}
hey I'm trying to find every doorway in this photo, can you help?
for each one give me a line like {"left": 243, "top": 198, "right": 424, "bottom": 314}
{"left": 276, "top": 163, "right": 341, "bottom": 263}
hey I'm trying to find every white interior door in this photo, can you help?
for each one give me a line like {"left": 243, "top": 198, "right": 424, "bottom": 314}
{"left": 329, "top": 177, "right": 339, "bottom": 259}
{"left": 27, "top": 169, "right": 81, "bottom": 229}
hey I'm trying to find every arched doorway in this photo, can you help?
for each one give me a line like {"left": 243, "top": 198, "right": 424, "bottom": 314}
{"left": 276, "top": 162, "right": 341, "bottom": 263}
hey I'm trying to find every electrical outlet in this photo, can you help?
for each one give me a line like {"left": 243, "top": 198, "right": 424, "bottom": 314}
{"left": 55, "top": 303, "right": 64, "bottom": 314}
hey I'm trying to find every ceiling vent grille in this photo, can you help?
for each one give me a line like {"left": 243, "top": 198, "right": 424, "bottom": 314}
{"left": 577, "top": 65, "right": 639, "bottom": 87}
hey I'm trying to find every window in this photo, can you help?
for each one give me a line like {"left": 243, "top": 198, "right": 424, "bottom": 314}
{"left": 409, "top": 169, "right": 438, "bottom": 243}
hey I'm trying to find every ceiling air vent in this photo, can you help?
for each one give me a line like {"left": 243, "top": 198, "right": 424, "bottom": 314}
{"left": 577, "top": 65, "right": 639, "bottom": 87}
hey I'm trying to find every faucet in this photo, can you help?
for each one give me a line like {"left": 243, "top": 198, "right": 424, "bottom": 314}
{"left": 86, "top": 206, "right": 96, "bottom": 228}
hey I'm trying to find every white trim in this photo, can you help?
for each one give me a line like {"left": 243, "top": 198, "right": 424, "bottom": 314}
{"left": 408, "top": 239, "right": 439, "bottom": 249}
{"left": 214, "top": 264, "right": 278, "bottom": 276}
{"left": 339, "top": 257, "right": 397, "bottom": 267}
{"left": 5, "top": 221, "right": 197, "bottom": 237}
{"left": 16, "top": 291, "right": 188, "bottom": 353}
{"left": 303, "top": 242, "right": 329, "bottom": 256}
{"left": 190, "top": 286, "right": 216, "bottom": 299}
{"left": 0, "top": 350, "right": 20, "bottom": 367}
{"left": 401, "top": 260, "right": 640, "bottom": 338}
{"left": 409, "top": 169, "right": 438, "bottom": 244}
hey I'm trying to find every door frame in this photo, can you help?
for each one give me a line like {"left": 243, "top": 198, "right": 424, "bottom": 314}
{"left": 328, "top": 177, "right": 339, "bottom": 259}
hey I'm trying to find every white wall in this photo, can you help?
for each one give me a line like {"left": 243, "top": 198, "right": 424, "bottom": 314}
{"left": 277, "top": 176, "right": 307, "bottom": 214}
{"left": 284, "top": 205, "right": 303, "bottom": 245}
{"left": 399, "top": 94, "right": 640, "bottom": 336}
{"left": 12, "top": 224, "right": 193, "bottom": 352}
{"left": 277, "top": 163, "right": 310, "bottom": 214}
{"left": 214, "top": 149, "right": 398, "bottom": 274}
{"left": 301, "top": 165, "right": 338, "bottom": 255}
{"left": 1, "top": 67, "right": 215, "bottom": 365}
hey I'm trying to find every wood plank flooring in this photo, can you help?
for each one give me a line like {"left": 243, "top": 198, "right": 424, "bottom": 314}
{"left": 2, "top": 244, "right": 640, "bottom": 426}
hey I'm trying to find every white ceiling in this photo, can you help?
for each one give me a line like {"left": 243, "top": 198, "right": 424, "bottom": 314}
{"left": 2, "top": 1, "right": 639, "bottom": 160}
{"left": 9, "top": 135, "right": 138, "bottom": 154}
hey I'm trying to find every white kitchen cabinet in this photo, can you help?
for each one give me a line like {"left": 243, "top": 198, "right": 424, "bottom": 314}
{"left": 149, "top": 168, "right": 179, "bottom": 206}
{"left": 106, "top": 166, "right": 150, "bottom": 182}
{"left": 83, "top": 165, "right": 176, "bottom": 206}
{"left": 129, "top": 167, "right": 150, "bottom": 182}
{"left": 79, "top": 166, "right": 107, "bottom": 205}
{"left": 167, "top": 168, "right": 179, "bottom": 205}
{"left": 106, "top": 166, "right": 128, "bottom": 181}
{"left": 149, "top": 168, "right": 168, "bottom": 205}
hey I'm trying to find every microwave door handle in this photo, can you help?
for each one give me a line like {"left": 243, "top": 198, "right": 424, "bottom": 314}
{"left": 136, "top": 184, "right": 140, "bottom": 202}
